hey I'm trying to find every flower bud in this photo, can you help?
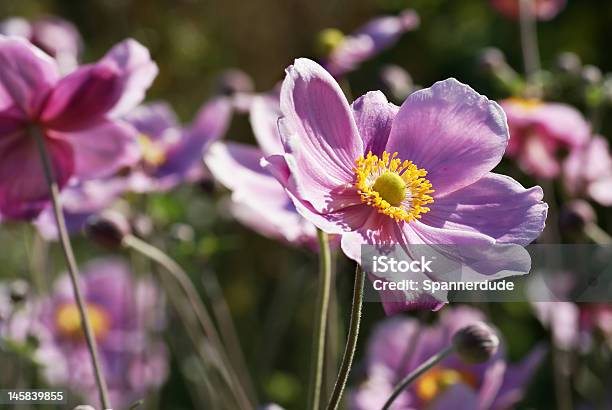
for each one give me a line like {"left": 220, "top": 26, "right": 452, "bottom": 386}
{"left": 560, "top": 199, "right": 596, "bottom": 234}
{"left": 479, "top": 47, "right": 506, "bottom": 72}
{"left": 452, "top": 322, "right": 500, "bottom": 364}
{"left": 555, "top": 52, "right": 581, "bottom": 74}
{"left": 379, "top": 65, "right": 414, "bottom": 102}
{"left": 9, "top": 279, "right": 29, "bottom": 304}
{"left": 85, "top": 210, "right": 130, "bottom": 249}
{"left": 258, "top": 405, "right": 285, "bottom": 410}
{"left": 72, "top": 406, "right": 97, "bottom": 410}
{"left": 581, "top": 65, "right": 602, "bottom": 84}
{"left": 213, "top": 68, "right": 254, "bottom": 96}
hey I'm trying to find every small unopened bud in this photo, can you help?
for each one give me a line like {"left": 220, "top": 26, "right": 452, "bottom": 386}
{"left": 131, "top": 214, "right": 154, "bottom": 238}
{"left": 560, "top": 199, "right": 596, "bottom": 233}
{"left": 452, "top": 322, "right": 500, "bottom": 364}
{"left": 556, "top": 52, "right": 581, "bottom": 74}
{"left": 258, "top": 405, "right": 285, "bottom": 410}
{"left": 85, "top": 210, "right": 130, "bottom": 249}
{"left": 213, "top": 68, "right": 254, "bottom": 96}
{"left": 581, "top": 65, "right": 602, "bottom": 84}
{"left": 379, "top": 65, "right": 414, "bottom": 102}
{"left": 315, "top": 28, "right": 344, "bottom": 57}
{"left": 479, "top": 47, "right": 506, "bottom": 71}
{"left": 9, "top": 280, "right": 29, "bottom": 304}
{"left": 72, "top": 406, "right": 97, "bottom": 410}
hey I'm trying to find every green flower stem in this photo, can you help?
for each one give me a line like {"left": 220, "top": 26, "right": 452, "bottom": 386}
{"left": 122, "top": 234, "right": 254, "bottom": 410}
{"left": 32, "top": 128, "right": 111, "bottom": 409}
{"left": 519, "top": 0, "right": 541, "bottom": 95}
{"left": 325, "top": 264, "right": 366, "bottom": 410}
{"left": 381, "top": 345, "right": 455, "bottom": 410}
{"left": 309, "top": 230, "right": 333, "bottom": 410}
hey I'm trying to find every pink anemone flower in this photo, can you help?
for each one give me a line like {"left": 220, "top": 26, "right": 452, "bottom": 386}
{"left": 0, "top": 36, "right": 156, "bottom": 220}
{"left": 264, "top": 59, "right": 547, "bottom": 312}
{"left": 490, "top": 0, "right": 567, "bottom": 21}
{"left": 501, "top": 98, "right": 590, "bottom": 179}
{"left": 563, "top": 136, "right": 612, "bottom": 206}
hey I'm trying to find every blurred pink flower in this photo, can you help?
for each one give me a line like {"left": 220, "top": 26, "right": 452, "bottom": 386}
{"left": 264, "top": 58, "right": 547, "bottom": 311}
{"left": 123, "top": 98, "right": 232, "bottom": 192}
{"left": 563, "top": 136, "right": 612, "bottom": 206}
{"left": 323, "top": 9, "right": 419, "bottom": 77}
{"left": 490, "top": 0, "right": 567, "bottom": 21}
{"left": 0, "top": 36, "right": 156, "bottom": 220}
{"left": 349, "top": 306, "right": 545, "bottom": 410}
{"left": 36, "top": 258, "right": 168, "bottom": 408}
{"left": 501, "top": 98, "right": 590, "bottom": 179}
{"left": 205, "top": 93, "right": 318, "bottom": 249}
{"left": 0, "top": 16, "right": 82, "bottom": 73}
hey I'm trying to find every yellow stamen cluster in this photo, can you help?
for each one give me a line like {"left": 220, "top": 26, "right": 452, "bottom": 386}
{"left": 56, "top": 302, "right": 111, "bottom": 341}
{"left": 137, "top": 134, "right": 166, "bottom": 167}
{"left": 416, "top": 367, "right": 476, "bottom": 402}
{"left": 354, "top": 151, "right": 434, "bottom": 222}
{"left": 506, "top": 97, "right": 542, "bottom": 110}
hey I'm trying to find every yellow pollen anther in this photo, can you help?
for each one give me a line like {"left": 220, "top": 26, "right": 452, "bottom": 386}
{"left": 416, "top": 367, "right": 476, "bottom": 402}
{"left": 138, "top": 134, "right": 166, "bottom": 167}
{"left": 506, "top": 97, "right": 542, "bottom": 110}
{"left": 56, "top": 302, "right": 111, "bottom": 341}
{"left": 354, "top": 151, "right": 434, "bottom": 222}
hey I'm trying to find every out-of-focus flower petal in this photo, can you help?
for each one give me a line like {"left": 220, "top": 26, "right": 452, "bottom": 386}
{"left": 386, "top": 78, "right": 509, "bottom": 197}
{"left": 0, "top": 35, "right": 59, "bottom": 116}
{"left": 206, "top": 142, "right": 317, "bottom": 247}
{"left": 51, "top": 120, "right": 140, "bottom": 179}
{"left": 326, "top": 10, "right": 419, "bottom": 77}
{"left": 422, "top": 173, "right": 547, "bottom": 245}
{"left": 0, "top": 130, "right": 73, "bottom": 219}
{"left": 249, "top": 94, "right": 284, "bottom": 155}
{"left": 490, "top": 0, "right": 567, "bottom": 21}
{"left": 280, "top": 58, "right": 363, "bottom": 211}
{"left": 429, "top": 384, "right": 480, "bottom": 410}
{"left": 102, "top": 39, "right": 158, "bottom": 117}
{"left": 123, "top": 101, "right": 178, "bottom": 141}
{"left": 40, "top": 62, "right": 123, "bottom": 130}
{"left": 352, "top": 90, "right": 398, "bottom": 156}
{"left": 157, "top": 96, "right": 232, "bottom": 181}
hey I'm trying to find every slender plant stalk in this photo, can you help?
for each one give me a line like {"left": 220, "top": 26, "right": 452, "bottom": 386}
{"left": 584, "top": 222, "right": 612, "bottom": 245}
{"left": 201, "top": 270, "right": 258, "bottom": 402}
{"left": 325, "top": 264, "right": 365, "bottom": 410}
{"left": 519, "top": 0, "right": 541, "bottom": 95}
{"left": 309, "top": 230, "right": 333, "bottom": 410}
{"left": 32, "top": 128, "right": 111, "bottom": 409}
{"left": 380, "top": 345, "right": 454, "bottom": 410}
{"left": 122, "top": 234, "right": 254, "bottom": 410}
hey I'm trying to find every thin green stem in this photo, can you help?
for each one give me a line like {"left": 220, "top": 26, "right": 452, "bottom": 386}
{"left": 584, "top": 222, "right": 612, "bottom": 245}
{"left": 325, "top": 264, "right": 365, "bottom": 410}
{"left": 519, "top": 0, "right": 541, "bottom": 96}
{"left": 381, "top": 345, "right": 455, "bottom": 410}
{"left": 309, "top": 230, "right": 333, "bottom": 410}
{"left": 32, "top": 128, "right": 111, "bottom": 409}
{"left": 122, "top": 234, "right": 254, "bottom": 410}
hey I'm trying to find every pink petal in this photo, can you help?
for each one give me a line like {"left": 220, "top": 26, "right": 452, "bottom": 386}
{"left": 280, "top": 58, "right": 363, "bottom": 212}
{"left": 40, "top": 61, "right": 123, "bottom": 131}
{"left": 421, "top": 173, "right": 547, "bottom": 245}
{"left": 386, "top": 78, "right": 509, "bottom": 197}
{"left": 50, "top": 119, "right": 140, "bottom": 180}
{"left": 0, "top": 130, "right": 73, "bottom": 219}
{"left": 0, "top": 35, "right": 59, "bottom": 117}
{"left": 249, "top": 93, "right": 284, "bottom": 155}
{"left": 352, "top": 90, "right": 398, "bottom": 156}
{"left": 102, "top": 39, "right": 158, "bottom": 117}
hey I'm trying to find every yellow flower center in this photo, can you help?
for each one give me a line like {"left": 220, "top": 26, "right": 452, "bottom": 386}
{"left": 506, "top": 97, "right": 542, "bottom": 110}
{"left": 55, "top": 302, "right": 111, "bottom": 341}
{"left": 415, "top": 367, "right": 476, "bottom": 402}
{"left": 354, "top": 151, "right": 434, "bottom": 222}
{"left": 138, "top": 134, "right": 166, "bottom": 167}
{"left": 316, "top": 28, "right": 345, "bottom": 56}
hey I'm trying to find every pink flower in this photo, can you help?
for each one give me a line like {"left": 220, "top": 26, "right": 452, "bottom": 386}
{"left": 0, "top": 36, "right": 156, "bottom": 220}
{"left": 323, "top": 10, "right": 419, "bottom": 77}
{"left": 501, "top": 98, "right": 590, "bottom": 179}
{"left": 490, "top": 0, "right": 567, "bottom": 21}
{"left": 0, "top": 16, "right": 82, "bottom": 73}
{"left": 563, "top": 136, "right": 612, "bottom": 206}
{"left": 205, "top": 93, "right": 318, "bottom": 249}
{"left": 349, "top": 307, "right": 546, "bottom": 409}
{"left": 264, "top": 59, "right": 547, "bottom": 312}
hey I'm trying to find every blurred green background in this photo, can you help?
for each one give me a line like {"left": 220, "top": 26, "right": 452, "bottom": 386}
{"left": 1, "top": 0, "right": 612, "bottom": 409}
